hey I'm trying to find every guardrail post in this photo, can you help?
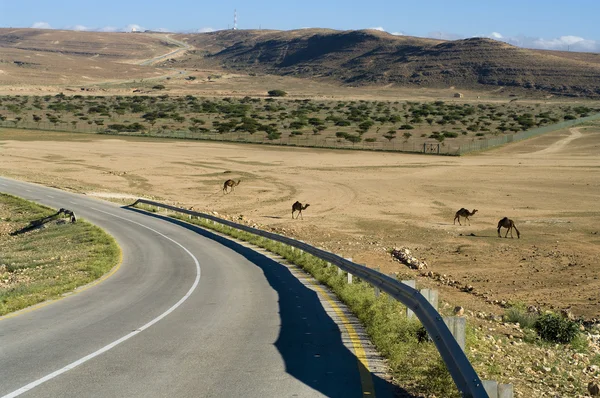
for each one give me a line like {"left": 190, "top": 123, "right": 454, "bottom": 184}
{"left": 347, "top": 273, "right": 353, "bottom": 284}
{"left": 482, "top": 380, "right": 499, "bottom": 398}
{"left": 443, "top": 316, "right": 466, "bottom": 351}
{"left": 374, "top": 267, "right": 380, "bottom": 297}
{"left": 420, "top": 288, "right": 439, "bottom": 312}
{"left": 339, "top": 257, "right": 352, "bottom": 276}
{"left": 498, "top": 383, "right": 514, "bottom": 398}
{"left": 401, "top": 280, "right": 416, "bottom": 318}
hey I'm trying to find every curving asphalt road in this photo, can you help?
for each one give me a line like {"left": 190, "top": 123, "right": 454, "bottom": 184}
{"left": 0, "top": 177, "right": 396, "bottom": 398}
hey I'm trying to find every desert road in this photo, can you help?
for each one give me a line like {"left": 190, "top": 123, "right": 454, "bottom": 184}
{"left": 0, "top": 177, "right": 394, "bottom": 398}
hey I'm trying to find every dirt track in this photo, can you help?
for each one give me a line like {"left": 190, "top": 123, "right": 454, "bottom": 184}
{"left": 1, "top": 126, "right": 599, "bottom": 319}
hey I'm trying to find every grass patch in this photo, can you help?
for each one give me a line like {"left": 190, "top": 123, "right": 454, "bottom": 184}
{"left": 504, "top": 302, "right": 539, "bottom": 329}
{"left": 135, "top": 203, "right": 461, "bottom": 397}
{"left": 0, "top": 193, "right": 120, "bottom": 315}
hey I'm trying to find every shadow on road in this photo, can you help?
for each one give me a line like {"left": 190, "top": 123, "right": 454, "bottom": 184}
{"left": 124, "top": 207, "right": 416, "bottom": 398}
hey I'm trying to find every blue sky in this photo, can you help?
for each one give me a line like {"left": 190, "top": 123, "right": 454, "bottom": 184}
{"left": 1, "top": 0, "right": 599, "bottom": 51}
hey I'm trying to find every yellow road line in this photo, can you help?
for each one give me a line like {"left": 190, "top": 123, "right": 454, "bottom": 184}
{"left": 304, "top": 276, "right": 376, "bottom": 397}
{"left": 0, "top": 248, "right": 123, "bottom": 322}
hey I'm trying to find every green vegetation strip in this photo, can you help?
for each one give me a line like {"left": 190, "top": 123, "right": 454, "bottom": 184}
{"left": 2, "top": 94, "right": 599, "bottom": 155}
{"left": 135, "top": 203, "right": 460, "bottom": 396}
{"left": 0, "top": 193, "right": 120, "bottom": 316}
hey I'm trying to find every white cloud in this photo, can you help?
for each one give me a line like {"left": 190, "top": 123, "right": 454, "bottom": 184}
{"left": 197, "top": 27, "right": 215, "bottom": 33}
{"left": 71, "top": 25, "right": 90, "bottom": 31}
{"left": 486, "top": 32, "right": 600, "bottom": 52}
{"left": 99, "top": 26, "right": 118, "bottom": 32}
{"left": 31, "top": 22, "right": 52, "bottom": 29}
{"left": 532, "top": 35, "right": 598, "bottom": 51}
{"left": 368, "top": 27, "right": 385, "bottom": 32}
{"left": 125, "top": 24, "right": 144, "bottom": 32}
{"left": 391, "top": 31, "right": 406, "bottom": 36}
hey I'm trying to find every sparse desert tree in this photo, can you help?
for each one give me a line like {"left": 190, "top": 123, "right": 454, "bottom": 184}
{"left": 384, "top": 130, "right": 396, "bottom": 142}
{"left": 344, "top": 134, "right": 362, "bottom": 145}
{"left": 403, "top": 132, "right": 412, "bottom": 141}
{"left": 268, "top": 90, "right": 287, "bottom": 97}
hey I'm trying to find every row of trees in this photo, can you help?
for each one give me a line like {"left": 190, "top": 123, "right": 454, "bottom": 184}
{"left": 0, "top": 94, "right": 596, "bottom": 144}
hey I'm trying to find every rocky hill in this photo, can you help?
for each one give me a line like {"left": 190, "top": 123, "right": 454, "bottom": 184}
{"left": 171, "top": 29, "right": 600, "bottom": 97}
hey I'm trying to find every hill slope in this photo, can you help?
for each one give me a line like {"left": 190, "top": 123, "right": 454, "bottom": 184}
{"left": 1, "top": 28, "right": 600, "bottom": 97}
{"left": 171, "top": 29, "right": 600, "bottom": 97}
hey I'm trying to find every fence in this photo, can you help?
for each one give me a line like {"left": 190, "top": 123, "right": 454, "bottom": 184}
{"left": 131, "top": 198, "right": 489, "bottom": 397}
{"left": 3, "top": 112, "right": 596, "bottom": 156}
{"left": 457, "top": 112, "right": 600, "bottom": 154}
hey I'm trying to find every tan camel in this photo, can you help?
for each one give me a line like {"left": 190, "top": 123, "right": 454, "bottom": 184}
{"left": 223, "top": 179, "right": 241, "bottom": 194}
{"left": 454, "top": 208, "right": 478, "bottom": 225}
{"left": 292, "top": 201, "right": 310, "bottom": 219}
{"left": 497, "top": 217, "right": 520, "bottom": 239}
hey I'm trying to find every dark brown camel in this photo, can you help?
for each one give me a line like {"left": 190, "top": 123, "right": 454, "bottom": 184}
{"left": 292, "top": 201, "right": 310, "bottom": 220}
{"left": 454, "top": 208, "right": 478, "bottom": 225}
{"left": 222, "top": 179, "right": 241, "bottom": 194}
{"left": 497, "top": 217, "right": 520, "bottom": 239}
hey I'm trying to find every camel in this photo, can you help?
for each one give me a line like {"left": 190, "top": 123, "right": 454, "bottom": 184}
{"left": 497, "top": 217, "right": 520, "bottom": 239}
{"left": 292, "top": 201, "right": 310, "bottom": 220}
{"left": 454, "top": 208, "right": 478, "bottom": 225}
{"left": 222, "top": 179, "right": 241, "bottom": 194}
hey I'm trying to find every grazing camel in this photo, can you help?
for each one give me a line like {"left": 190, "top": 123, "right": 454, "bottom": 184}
{"left": 454, "top": 208, "right": 478, "bottom": 225}
{"left": 222, "top": 179, "right": 241, "bottom": 194}
{"left": 497, "top": 217, "right": 520, "bottom": 239}
{"left": 292, "top": 201, "right": 310, "bottom": 220}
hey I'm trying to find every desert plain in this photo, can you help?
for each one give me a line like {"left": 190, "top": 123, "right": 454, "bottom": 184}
{"left": 1, "top": 123, "right": 599, "bottom": 321}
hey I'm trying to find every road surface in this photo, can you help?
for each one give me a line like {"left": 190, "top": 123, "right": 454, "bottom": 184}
{"left": 0, "top": 176, "right": 395, "bottom": 398}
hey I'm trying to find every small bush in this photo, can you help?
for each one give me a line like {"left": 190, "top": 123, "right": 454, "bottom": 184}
{"left": 534, "top": 313, "right": 579, "bottom": 344}
{"left": 268, "top": 89, "right": 287, "bottom": 97}
{"left": 504, "top": 306, "right": 538, "bottom": 329}
{"left": 152, "top": 84, "right": 166, "bottom": 90}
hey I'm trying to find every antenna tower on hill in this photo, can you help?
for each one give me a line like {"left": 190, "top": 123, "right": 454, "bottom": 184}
{"left": 233, "top": 9, "right": 238, "bottom": 30}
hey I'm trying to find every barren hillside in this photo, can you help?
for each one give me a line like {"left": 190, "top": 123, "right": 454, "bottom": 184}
{"left": 170, "top": 29, "right": 600, "bottom": 97}
{"left": 2, "top": 28, "right": 600, "bottom": 98}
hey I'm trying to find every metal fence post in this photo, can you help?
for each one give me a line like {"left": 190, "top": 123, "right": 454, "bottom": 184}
{"left": 443, "top": 316, "right": 466, "bottom": 351}
{"left": 482, "top": 380, "right": 499, "bottom": 398}
{"left": 402, "top": 280, "right": 416, "bottom": 318}
{"left": 420, "top": 288, "right": 439, "bottom": 312}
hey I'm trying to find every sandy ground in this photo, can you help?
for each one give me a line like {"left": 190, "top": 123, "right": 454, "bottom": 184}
{"left": 1, "top": 125, "right": 599, "bottom": 320}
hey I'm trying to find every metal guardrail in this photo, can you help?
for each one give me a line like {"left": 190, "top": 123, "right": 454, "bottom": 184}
{"left": 131, "top": 199, "right": 488, "bottom": 398}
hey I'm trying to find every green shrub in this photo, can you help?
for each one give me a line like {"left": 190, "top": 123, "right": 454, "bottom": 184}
{"left": 534, "top": 313, "right": 579, "bottom": 344}
{"left": 268, "top": 89, "right": 287, "bottom": 97}
{"left": 504, "top": 306, "right": 538, "bottom": 329}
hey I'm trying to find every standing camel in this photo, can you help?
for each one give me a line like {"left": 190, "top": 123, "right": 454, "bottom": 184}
{"left": 223, "top": 179, "right": 241, "bottom": 194}
{"left": 292, "top": 201, "right": 310, "bottom": 220}
{"left": 497, "top": 217, "right": 520, "bottom": 239}
{"left": 454, "top": 208, "right": 478, "bottom": 225}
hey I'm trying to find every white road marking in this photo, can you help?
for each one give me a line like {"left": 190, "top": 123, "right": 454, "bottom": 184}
{"left": 2, "top": 208, "right": 202, "bottom": 398}
{"left": 69, "top": 201, "right": 77, "bottom": 205}
{"left": 25, "top": 189, "right": 32, "bottom": 192}
{"left": 46, "top": 195, "right": 54, "bottom": 199}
